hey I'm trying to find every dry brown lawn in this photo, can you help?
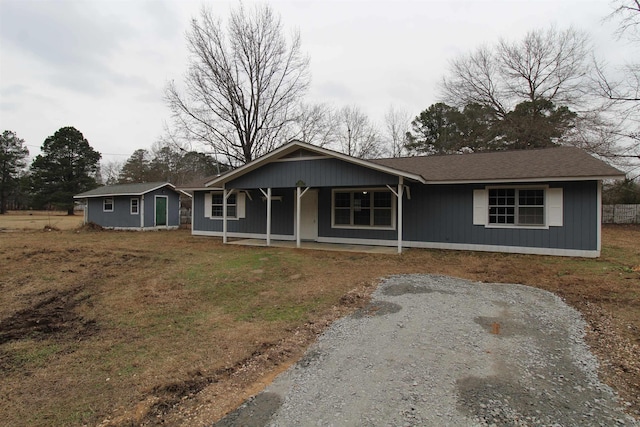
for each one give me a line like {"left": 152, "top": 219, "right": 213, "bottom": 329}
{"left": 0, "top": 210, "right": 83, "bottom": 231}
{"left": 0, "top": 212, "right": 638, "bottom": 426}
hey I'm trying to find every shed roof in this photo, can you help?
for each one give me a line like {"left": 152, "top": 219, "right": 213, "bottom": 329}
{"left": 371, "top": 146, "right": 625, "bottom": 183}
{"left": 74, "top": 182, "right": 190, "bottom": 198}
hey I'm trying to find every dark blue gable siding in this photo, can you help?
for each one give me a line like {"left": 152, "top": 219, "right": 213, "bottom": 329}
{"left": 227, "top": 158, "right": 399, "bottom": 189}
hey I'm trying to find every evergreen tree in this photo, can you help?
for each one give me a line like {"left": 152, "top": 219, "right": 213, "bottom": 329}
{"left": 30, "top": 127, "right": 101, "bottom": 214}
{"left": 0, "top": 130, "right": 29, "bottom": 214}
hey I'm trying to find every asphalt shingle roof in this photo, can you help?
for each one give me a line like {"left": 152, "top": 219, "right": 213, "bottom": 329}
{"left": 75, "top": 182, "right": 175, "bottom": 198}
{"left": 371, "top": 146, "right": 625, "bottom": 183}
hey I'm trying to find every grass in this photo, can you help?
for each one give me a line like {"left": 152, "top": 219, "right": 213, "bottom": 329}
{"left": 0, "top": 212, "right": 638, "bottom": 426}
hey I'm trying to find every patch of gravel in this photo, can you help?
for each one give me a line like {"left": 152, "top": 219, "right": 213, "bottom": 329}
{"left": 214, "top": 274, "right": 638, "bottom": 427}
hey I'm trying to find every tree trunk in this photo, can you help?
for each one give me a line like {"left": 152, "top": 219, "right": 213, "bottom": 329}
{"left": 67, "top": 207, "right": 75, "bottom": 215}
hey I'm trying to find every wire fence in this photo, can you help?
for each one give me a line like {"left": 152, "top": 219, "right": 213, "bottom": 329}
{"left": 602, "top": 204, "right": 640, "bottom": 224}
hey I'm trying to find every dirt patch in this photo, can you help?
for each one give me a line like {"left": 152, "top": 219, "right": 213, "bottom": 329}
{"left": 77, "top": 221, "right": 104, "bottom": 231}
{"left": 0, "top": 286, "right": 97, "bottom": 346}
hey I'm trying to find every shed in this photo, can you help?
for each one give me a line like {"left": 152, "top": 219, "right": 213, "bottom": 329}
{"left": 74, "top": 182, "right": 189, "bottom": 230}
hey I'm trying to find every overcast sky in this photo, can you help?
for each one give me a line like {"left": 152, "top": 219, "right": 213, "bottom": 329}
{"left": 0, "top": 0, "right": 634, "bottom": 165}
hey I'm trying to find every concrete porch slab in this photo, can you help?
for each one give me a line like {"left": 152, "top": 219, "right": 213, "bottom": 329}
{"left": 226, "top": 239, "right": 403, "bottom": 254}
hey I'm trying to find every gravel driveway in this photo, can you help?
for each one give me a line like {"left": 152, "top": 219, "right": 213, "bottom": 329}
{"left": 215, "top": 274, "right": 637, "bottom": 426}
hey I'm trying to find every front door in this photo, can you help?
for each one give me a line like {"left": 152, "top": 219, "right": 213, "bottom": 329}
{"left": 155, "top": 196, "right": 167, "bottom": 226}
{"left": 299, "top": 189, "right": 318, "bottom": 241}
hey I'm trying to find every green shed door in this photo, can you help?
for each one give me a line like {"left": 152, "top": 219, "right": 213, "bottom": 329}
{"left": 155, "top": 196, "right": 167, "bottom": 226}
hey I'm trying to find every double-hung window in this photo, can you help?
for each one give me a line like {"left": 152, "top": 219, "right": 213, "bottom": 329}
{"left": 205, "top": 191, "right": 245, "bottom": 220}
{"left": 130, "top": 198, "right": 139, "bottom": 215}
{"left": 103, "top": 198, "right": 114, "bottom": 212}
{"left": 211, "top": 193, "right": 236, "bottom": 218}
{"left": 332, "top": 189, "right": 394, "bottom": 229}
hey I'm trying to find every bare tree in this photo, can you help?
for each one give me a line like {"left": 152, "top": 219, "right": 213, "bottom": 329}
{"left": 332, "top": 105, "right": 383, "bottom": 159}
{"left": 290, "top": 103, "right": 336, "bottom": 147}
{"left": 607, "top": 0, "right": 640, "bottom": 40}
{"left": 442, "top": 27, "right": 591, "bottom": 114}
{"left": 165, "top": 4, "right": 310, "bottom": 166}
{"left": 384, "top": 105, "right": 411, "bottom": 157}
{"left": 591, "top": 0, "right": 640, "bottom": 173}
{"left": 100, "top": 160, "right": 122, "bottom": 185}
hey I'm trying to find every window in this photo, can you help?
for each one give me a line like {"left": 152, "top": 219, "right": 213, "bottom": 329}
{"left": 204, "top": 191, "right": 246, "bottom": 220}
{"left": 488, "top": 188, "right": 544, "bottom": 226}
{"left": 474, "top": 186, "right": 563, "bottom": 228}
{"left": 332, "top": 189, "right": 394, "bottom": 228}
{"left": 211, "top": 193, "right": 236, "bottom": 218}
{"left": 103, "top": 198, "right": 114, "bottom": 212}
{"left": 130, "top": 198, "right": 139, "bottom": 215}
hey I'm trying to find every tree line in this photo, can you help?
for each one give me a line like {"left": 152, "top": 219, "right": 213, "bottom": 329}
{"left": 0, "top": 128, "right": 225, "bottom": 214}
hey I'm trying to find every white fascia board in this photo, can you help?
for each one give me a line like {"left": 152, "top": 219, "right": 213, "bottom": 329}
{"left": 203, "top": 141, "right": 426, "bottom": 187}
{"left": 74, "top": 183, "right": 183, "bottom": 199}
{"left": 425, "top": 175, "right": 625, "bottom": 185}
{"left": 74, "top": 192, "right": 144, "bottom": 199}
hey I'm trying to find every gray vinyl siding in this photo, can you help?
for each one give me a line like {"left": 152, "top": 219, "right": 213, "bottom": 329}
{"left": 87, "top": 197, "right": 140, "bottom": 228}
{"left": 402, "top": 181, "right": 598, "bottom": 251}
{"left": 193, "top": 189, "right": 294, "bottom": 235}
{"left": 227, "top": 158, "right": 399, "bottom": 189}
{"left": 85, "top": 186, "right": 181, "bottom": 229}
{"left": 193, "top": 174, "right": 599, "bottom": 252}
{"left": 317, "top": 188, "right": 398, "bottom": 240}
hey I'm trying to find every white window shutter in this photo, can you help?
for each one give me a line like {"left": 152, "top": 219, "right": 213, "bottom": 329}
{"left": 547, "top": 187, "right": 563, "bottom": 227}
{"left": 237, "top": 192, "right": 246, "bottom": 218}
{"left": 473, "top": 189, "right": 488, "bottom": 225}
{"left": 204, "top": 192, "right": 212, "bottom": 218}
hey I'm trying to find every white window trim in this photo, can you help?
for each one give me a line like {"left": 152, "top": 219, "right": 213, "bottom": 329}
{"left": 474, "top": 185, "right": 562, "bottom": 230}
{"left": 130, "top": 198, "right": 139, "bottom": 215}
{"left": 204, "top": 191, "right": 245, "bottom": 220}
{"left": 331, "top": 187, "right": 396, "bottom": 230}
{"left": 103, "top": 198, "right": 114, "bottom": 212}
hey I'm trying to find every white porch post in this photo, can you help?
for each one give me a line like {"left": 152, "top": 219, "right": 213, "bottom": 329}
{"left": 397, "top": 177, "right": 404, "bottom": 254}
{"left": 296, "top": 186, "right": 301, "bottom": 248}
{"left": 295, "top": 186, "right": 310, "bottom": 248}
{"left": 222, "top": 187, "right": 228, "bottom": 243}
{"left": 140, "top": 195, "right": 145, "bottom": 228}
{"left": 260, "top": 188, "right": 272, "bottom": 246}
